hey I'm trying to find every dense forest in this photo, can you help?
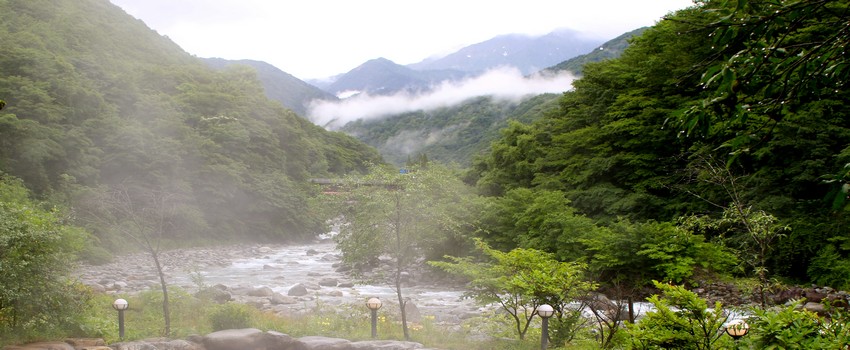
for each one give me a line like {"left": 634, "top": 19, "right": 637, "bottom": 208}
{"left": 467, "top": 0, "right": 850, "bottom": 287}
{"left": 0, "top": 0, "right": 381, "bottom": 250}
{"left": 2, "top": 0, "right": 850, "bottom": 347}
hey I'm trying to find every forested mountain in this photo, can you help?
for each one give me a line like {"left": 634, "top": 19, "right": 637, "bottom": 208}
{"left": 0, "top": 0, "right": 382, "bottom": 248}
{"left": 340, "top": 94, "right": 560, "bottom": 166}
{"left": 469, "top": 0, "right": 850, "bottom": 285}
{"left": 204, "top": 58, "right": 338, "bottom": 116}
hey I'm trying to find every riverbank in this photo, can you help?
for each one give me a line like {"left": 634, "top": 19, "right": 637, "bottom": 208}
{"left": 74, "top": 239, "right": 486, "bottom": 324}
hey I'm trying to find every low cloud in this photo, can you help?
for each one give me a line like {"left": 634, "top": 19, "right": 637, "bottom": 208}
{"left": 306, "top": 67, "right": 576, "bottom": 129}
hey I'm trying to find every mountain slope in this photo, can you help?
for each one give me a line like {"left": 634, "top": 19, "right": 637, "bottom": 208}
{"left": 325, "top": 58, "right": 468, "bottom": 96}
{"left": 0, "top": 0, "right": 382, "bottom": 245}
{"left": 410, "top": 29, "right": 604, "bottom": 74}
{"left": 546, "top": 27, "right": 649, "bottom": 75}
{"left": 204, "top": 58, "right": 338, "bottom": 116}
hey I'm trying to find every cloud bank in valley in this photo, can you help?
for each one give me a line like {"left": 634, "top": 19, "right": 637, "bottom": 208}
{"left": 306, "top": 67, "right": 576, "bottom": 129}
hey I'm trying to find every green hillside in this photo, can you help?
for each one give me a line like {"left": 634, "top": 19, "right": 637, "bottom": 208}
{"left": 0, "top": 0, "right": 382, "bottom": 246}
{"left": 340, "top": 94, "right": 560, "bottom": 166}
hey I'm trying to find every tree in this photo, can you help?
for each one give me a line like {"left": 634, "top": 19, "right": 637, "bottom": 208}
{"left": 333, "top": 164, "right": 479, "bottom": 340}
{"left": 431, "top": 239, "right": 595, "bottom": 341}
{"left": 0, "top": 173, "right": 89, "bottom": 339}
{"left": 682, "top": 0, "right": 850, "bottom": 143}
{"left": 80, "top": 184, "right": 180, "bottom": 336}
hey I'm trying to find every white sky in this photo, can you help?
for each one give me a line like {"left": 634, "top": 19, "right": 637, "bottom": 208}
{"left": 109, "top": 0, "right": 695, "bottom": 80}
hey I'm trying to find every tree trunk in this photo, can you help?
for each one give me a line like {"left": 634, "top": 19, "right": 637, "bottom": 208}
{"left": 151, "top": 250, "right": 171, "bottom": 336}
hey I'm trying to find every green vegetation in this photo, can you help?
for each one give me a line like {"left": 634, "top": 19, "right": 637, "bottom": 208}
{"left": 0, "top": 0, "right": 382, "bottom": 252}
{"left": 2, "top": 0, "right": 850, "bottom": 348}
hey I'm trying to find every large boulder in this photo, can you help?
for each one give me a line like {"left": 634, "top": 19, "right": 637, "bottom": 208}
{"left": 298, "top": 337, "right": 426, "bottom": 350}
{"left": 248, "top": 286, "right": 275, "bottom": 297}
{"left": 270, "top": 292, "right": 298, "bottom": 305}
{"left": 318, "top": 278, "right": 338, "bottom": 287}
{"left": 203, "top": 329, "right": 304, "bottom": 350}
{"left": 110, "top": 339, "right": 201, "bottom": 350}
{"left": 288, "top": 283, "right": 309, "bottom": 296}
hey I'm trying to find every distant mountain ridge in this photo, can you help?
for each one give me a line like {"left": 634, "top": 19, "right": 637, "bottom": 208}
{"left": 204, "top": 58, "right": 337, "bottom": 116}
{"left": 311, "top": 29, "right": 605, "bottom": 97}
{"left": 410, "top": 29, "right": 603, "bottom": 74}
{"left": 323, "top": 57, "right": 470, "bottom": 97}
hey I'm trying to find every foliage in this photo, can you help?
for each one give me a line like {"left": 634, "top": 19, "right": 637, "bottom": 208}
{"left": 745, "top": 301, "right": 850, "bottom": 349}
{"left": 431, "top": 238, "right": 595, "bottom": 340}
{"left": 681, "top": 0, "right": 850, "bottom": 143}
{"left": 626, "top": 281, "right": 732, "bottom": 350}
{"left": 468, "top": 0, "right": 850, "bottom": 286}
{"left": 208, "top": 303, "right": 254, "bottom": 331}
{"left": 0, "top": 173, "right": 91, "bottom": 344}
{"left": 0, "top": 0, "right": 382, "bottom": 248}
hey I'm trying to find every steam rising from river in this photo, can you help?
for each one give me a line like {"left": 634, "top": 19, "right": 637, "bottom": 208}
{"left": 307, "top": 67, "right": 576, "bottom": 129}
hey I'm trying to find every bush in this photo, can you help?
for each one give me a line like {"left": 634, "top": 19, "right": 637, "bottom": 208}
{"left": 626, "top": 281, "right": 733, "bottom": 350}
{"left": 208, "top": 303, "right": 254, "bottom": 331}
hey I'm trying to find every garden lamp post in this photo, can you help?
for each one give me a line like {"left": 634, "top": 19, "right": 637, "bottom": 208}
{"left": 725, "top": 319, "right": 749, "bottom": 341}
{"left": 112, "top": 298, "right": 129, "bottom": 340}
{"left": 537, "top": 304, "right": 555, "bottom": 350}
{"left": 366, "top": 297, "right": 382, "bottom": 339}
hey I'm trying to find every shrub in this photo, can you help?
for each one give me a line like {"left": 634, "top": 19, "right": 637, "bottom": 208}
{"left": 208, "top": 303, "right": 254, "bottom": 331}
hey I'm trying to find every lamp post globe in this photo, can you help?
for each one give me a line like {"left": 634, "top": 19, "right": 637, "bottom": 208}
{"left": 725, "top": 319, "right": 749, "bottom": 340}
{"left": 112, "top": 298, "right": 129, "bottom": 339}
{"left": 366, "top": 297, "right": 382, "bottom": 338}
{"left": 366, "top": 297, "right": 382, "bottom": 311}
{"left": 112, "top": 298, "right": 129, "bottom": 311}
{"left": 537, "top": 304, "right": 555, "bottom": 349}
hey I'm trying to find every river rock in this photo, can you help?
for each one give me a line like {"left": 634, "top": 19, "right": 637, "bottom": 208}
{"left": 258, "top": 247, "right": 273, "bottom": 254}
{"left": 248, "top": 286, "right": 275, "bottom": 297}
{"left": 288, "top": 283, "right": 309, "bottom": 296}
{"left": 338, "top": 282, "right": 355, "bottom": 288}
{"left": 318, "top": 278, "right": 338, "bottom": 287}
{"left": 804, "top": 302, "right": 827, "bottom": 315}
{"left": 404, "top": 301, "right": 422, "bottom": 323}
{"left": 270, "top": 293, "right": 298, "bottom": 305}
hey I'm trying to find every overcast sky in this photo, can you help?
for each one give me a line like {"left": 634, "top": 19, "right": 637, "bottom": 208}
{"left": 108, "top": 0, "right": 695, "bottom": 80}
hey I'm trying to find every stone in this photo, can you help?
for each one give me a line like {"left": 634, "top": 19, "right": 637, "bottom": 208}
{"left": 258, "top": 246, "right": 272, "bottom": 254}
{"left": 804, "top": 302, "right": 827, "bottom": 315}
{"left": 288, "top": 283, "right": 309, "bottom": 296}
{"left": 306, "top": 249, "right": 320, "bottom": 255}
{"left": 338, "top": 282, "right": 355, "bottom": 288}
{"left": 248, "top": 286, "right": 275, "bottom": 297}
{"left": 318, "top": 278, "right": 338, "bottom": 287}
{"left": 64, "top": 338, "right": 105, "bottom": 348}
{"left": 1, "top": 342, "right": 75, "bottom": 350}
{"left": 270, "top": 293, "right": 299, "bottom": 305}
{"left": 203, "top": 329, "right": 303, "bottom": 350}
{"left": 404, "top": 301, "right": 422, "bottom": 323}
